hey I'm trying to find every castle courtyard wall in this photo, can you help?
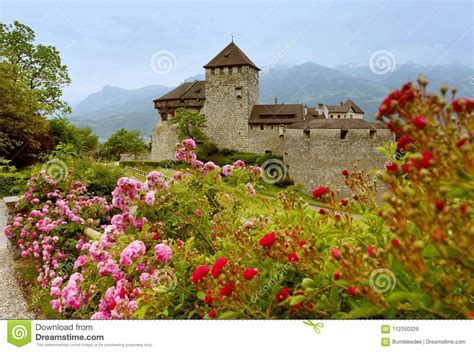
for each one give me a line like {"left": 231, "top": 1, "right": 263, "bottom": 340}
{"left": 248, "top": 125, "right": 285, "bottom": 156}
{"left": 283, "top": 128, "right": 393, "bottom": 195}
{"left": 151, "top": 120, "right": 178, "bottom": 161}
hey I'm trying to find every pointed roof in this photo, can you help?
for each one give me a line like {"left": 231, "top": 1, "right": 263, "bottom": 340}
{"left": 204, "top": 42, "right": 260, "bottom": 71}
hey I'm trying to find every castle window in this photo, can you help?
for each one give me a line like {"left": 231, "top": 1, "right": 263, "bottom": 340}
{"left": 340, "top": 130, "right": 348, "bottom": 140}
{"left": 250, "top": 125, "right": 253, "bottom": 130}
{"left": 237, "top": 66, "right": 242, "bottom": 73}
{"left": 370, "top": 130, "right": 376, "bottom": 139}
{"left": 260, "top": 125, "right": 264, "bottom": 130}
{"left": 228, "top": 67, "right": 233, "bottom": 74}
{"left": 338, "top": 115, "right": 341, "bottom": 118}
{"left": 211, "top": 68, "right": 215, "bottom": 75}
{"left": 220, "top": 68, "right": 224, "bottom": 74}
{"left": 304, "top": 130, "right": 310, "bottom": 139}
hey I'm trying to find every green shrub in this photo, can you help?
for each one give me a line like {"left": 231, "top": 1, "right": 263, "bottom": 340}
{"left": 0, "top": 172, "right": 29, "bottom": 197}
{"left": 119, "top": 160, "right": 185, "bottom": 170}
{"left": 69, "top": 159, "right": 123, "bottom": 198}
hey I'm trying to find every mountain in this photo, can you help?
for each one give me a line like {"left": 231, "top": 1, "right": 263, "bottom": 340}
{"left": 70, "top": 62, "right": 474, "bottom": 140}
{"left": 335, "top": 62, "right": 474, "bottom": 95}
{"left": 259, "top": 62, "right": 388, "bottom": 119}
{"left": 71, "top": 85, "right": 171, "bottom": 120}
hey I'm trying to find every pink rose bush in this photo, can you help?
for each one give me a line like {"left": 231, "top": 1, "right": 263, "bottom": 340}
{"left": 4, "top": 172, "right": 111, "bottom": 289}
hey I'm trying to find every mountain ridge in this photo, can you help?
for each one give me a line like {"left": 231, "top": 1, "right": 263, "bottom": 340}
{"left": 70, "top": 62, "right": 474, "bottom": 140}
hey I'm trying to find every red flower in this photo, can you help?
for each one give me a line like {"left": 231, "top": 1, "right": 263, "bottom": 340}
{"left": 318, "top": 208, "right": 327, "bottom": 215}
{"left": 377, "top": 84, "right": 415, "bottom": 117}
{"left": 420, "top": 151, "right": 433, "bottom": 168}
{"left": 299, "top": 239, "right": 307, "bottom": 247}
{"left": 211, "top": 257, "right": 227, "bottom": 278}
{"left": 275, "top": 287, "right": 291, "bottom": 303}
{"left": 218, "top": 283, "right": 234, "bottom": 300}
{"left": 348, "top": 285, "right": 357, "bottom": 297}
{"left": 208, "top": 310, "right": 216, "bottom": 318}
{"left": 340, "top": 198, "right": 348, "bottom": 206}
{"left": 341, "top": 169, "right": 349, "bottom": 177}
{"left": 460, "top": 204, "right": 469, "bottom": 216}
{"left": 288, "top": 252, "right": 299, "bottom": 262}
{"left": 452, "top": 97, "right": 474, "bottom": 113}
{"left": 259, "top": 232, "right": 276, "bottom": 248}
{"left": 312, "top": 186, "right": 328, "bottom": 198}
{"left": 411, "top": 115, "right": 428, "bottom": 129}
{"left": 334, "top": 271, "right": 342, "bottom": 280}
{"left": 367, "top": 245, "right": 376, "bottom": 257}
{"left": 243, "top": 267, "right": 259, "bottom": 280}
{"left": 191, "top": 265, "right": 210, "bottom": 284}
{"left": 385, "top": 162, "right": 399, "bottom": 173}
{"left": 396, "top": 135, "right": 413, "bottom": 151}
{"left": 335, "top": 214, "right": 341, "bottom": 221}
{"left": 457, "top": 139, "right": 467, "bottom": 148}
{"left": 410, "top": 150, "right": 433, "bottom": 170}
{"left": 204, "top": 295, "right": 213, "bottom": 305}
{"left": 391, "top": 239, "right": 401, "bottom": 249}
{"left": 330, "top": 247, "right": 340, "bottom": 259}
{"left": 402, "top": 163, "right": 411, "bottom": 174}
{"left": 435, "top": 200, "right": 445, "bottom": 212}
{"left": 177, "top": 240, "right": 184, "bottom": 247}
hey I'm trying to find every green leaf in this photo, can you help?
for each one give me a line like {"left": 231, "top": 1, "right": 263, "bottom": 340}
{"left": 301, "top": 278, "right": 315, "bottom": 289}
{"left": 218, "top": 311, "right": 240, "bottom": 320}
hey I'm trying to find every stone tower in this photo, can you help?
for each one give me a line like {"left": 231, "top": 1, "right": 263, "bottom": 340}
{"left": 203, "top": 42, "right": 260, "bottom": 151}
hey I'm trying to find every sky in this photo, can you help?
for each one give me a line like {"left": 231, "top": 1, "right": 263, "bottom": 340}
{"left": 1, "top": 0, "right": 473, "bottom": 103}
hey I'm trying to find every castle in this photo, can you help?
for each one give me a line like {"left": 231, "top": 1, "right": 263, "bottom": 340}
{"left": 151, "top": 42, "right": 393, "bottom": 192}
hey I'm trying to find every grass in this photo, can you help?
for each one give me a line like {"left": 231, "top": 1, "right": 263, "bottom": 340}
{"left": 12, "top": 256, "right": 63, "bottom": 319}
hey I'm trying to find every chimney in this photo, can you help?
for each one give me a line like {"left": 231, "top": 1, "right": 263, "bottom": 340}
{"left": 274, "top": 97, "right": 278, "bottom": 104}
{"left": 304, "top": 104, "right": 308, "bottom": 116}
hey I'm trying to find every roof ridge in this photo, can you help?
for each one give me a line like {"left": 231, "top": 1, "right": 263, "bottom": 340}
{"left": 180, "top": 80, "right": 200, "bottom": 99}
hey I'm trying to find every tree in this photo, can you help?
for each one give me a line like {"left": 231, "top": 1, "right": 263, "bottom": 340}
{"left": 171, "top": 108, "right": 208, "bottom": 143}
{"left": 0, "top": 21, "right": 71, "bottom": 166}
{"left": 0, "top": 62, "right": 53, "bottom": 166}
{"left": 0, "top": 21, "right": 71, "bottom": 116}
{"left": 49, "top": 117, "right": 99, "bottom": 154}
{"left": 101, "top": 129, "right": 148, "bottom": 161}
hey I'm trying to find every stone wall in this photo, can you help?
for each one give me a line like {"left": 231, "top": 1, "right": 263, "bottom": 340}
{"left": 204, "top": 66, "right": 259, "bottom": 151}
{"left": 151, "top": 120, "right": 178, "bottom": 161}
{"left": 248, "top": 124, "right": 285, "bottom": 156}
{"left": 283, "top": 128, "right": 393, "bottom": 195}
